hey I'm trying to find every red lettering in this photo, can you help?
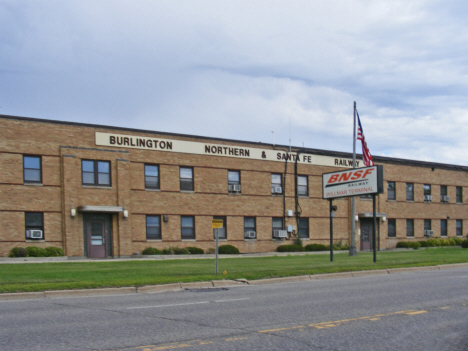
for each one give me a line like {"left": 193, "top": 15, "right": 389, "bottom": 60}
{"left": 350, "top": 170, "right": 363, "bottom": 180}
{"left": 362, "top": 169, "right": 374, "bottom": 178}
{"left": 338, "top": 172, "right": 352, "bottom": 182}
{"left": 328, "top": 174, "right": 339, "bottom": 183}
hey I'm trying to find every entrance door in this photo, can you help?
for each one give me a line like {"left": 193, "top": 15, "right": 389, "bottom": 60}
{"left": 87, "top": 218, "right": 107, "bottom": 258}
{"left": 360, "top": 219, "right": 373, "bottom": 251}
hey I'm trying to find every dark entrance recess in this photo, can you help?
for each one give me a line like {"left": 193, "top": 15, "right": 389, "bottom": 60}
{"left": 83, "top": 213, "right": 112, "bottom": 258}
{"left": 360, "top": 218, "right": 379, "bottom": 251}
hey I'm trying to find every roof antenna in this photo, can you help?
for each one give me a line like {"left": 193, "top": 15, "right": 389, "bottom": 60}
{"left": 289, "top": 117, "right": 291, "bottom": 153}
{"left": 271, "top": 130, "right": 275, "bottom": 147}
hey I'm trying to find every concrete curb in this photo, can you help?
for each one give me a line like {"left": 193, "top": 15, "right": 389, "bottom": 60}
{"left": 44, "top": 287, "right": 137, "bottom": 298}
{"left": 2, "top": 263, "right": 468, "bottom": 301}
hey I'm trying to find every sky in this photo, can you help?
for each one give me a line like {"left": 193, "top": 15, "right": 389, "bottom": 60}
{"left": 2, "top": 1, "right": 468, "bottom": 165}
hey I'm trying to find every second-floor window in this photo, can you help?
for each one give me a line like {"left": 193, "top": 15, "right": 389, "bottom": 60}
{"left": 297, "top": 175, "right": 308, "bottom": 196}
{"left": 441, "top": 185, "right": 448, "bottom": 202}
{"left": 82, "top": 160, "right": 111, "bottom": 186}
{"left": 406, "top": 183, "right": 414, "bottom": 201}
{"left": 145, "top": 165, "right": 159, "bottom": 189}
{"left": 456, "top": 186, "right": 463, "bottom": 203}
{"left": 271, "top": 174, "right": 282, "bottom": 194}
{"left": 180, "top": 167, "right": 194, "bottom": 191}
{"left": 23, "top": 155, "right": 42, "bottom": 184}
{"left": 228, "top": 170, "right": 241, "bottom": 193}
{"left": 387, "top": 182, "right": 395, "bottom": 200}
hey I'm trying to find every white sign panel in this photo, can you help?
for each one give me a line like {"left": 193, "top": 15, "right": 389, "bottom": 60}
{"left": 322, "top": 166, "right": 384, "bottom": 199}
{"left": 95, "top": 132, "right": 360, "bottom": 168}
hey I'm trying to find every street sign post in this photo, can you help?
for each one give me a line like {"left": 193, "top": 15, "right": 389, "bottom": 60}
{"left": 212, "top": 219, "right": 223, "bottom": 275}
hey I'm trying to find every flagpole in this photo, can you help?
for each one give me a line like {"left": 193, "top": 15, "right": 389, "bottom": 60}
{"left": 349, "top": 102, "right": 357, "bottom": 256}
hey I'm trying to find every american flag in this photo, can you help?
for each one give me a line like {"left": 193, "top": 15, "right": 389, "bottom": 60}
{"left": 356, "top": 112, "right": 374, "bottom": 167}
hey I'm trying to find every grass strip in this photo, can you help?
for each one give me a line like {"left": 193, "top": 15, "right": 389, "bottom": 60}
{"left": 0, "top": 248, "right": 467, "bottom": 293}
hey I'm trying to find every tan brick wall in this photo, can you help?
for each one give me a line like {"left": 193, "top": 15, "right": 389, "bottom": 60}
{"left": 1, "top": 116, "right": 468, "bottom": 257}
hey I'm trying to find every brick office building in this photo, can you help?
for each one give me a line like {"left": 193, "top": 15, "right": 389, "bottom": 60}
{"left": 1, "top": 114, "right": 467, "bottom": 258}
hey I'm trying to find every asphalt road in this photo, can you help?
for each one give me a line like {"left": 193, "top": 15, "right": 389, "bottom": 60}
{"left": 1, "top": 267, "right": 468, "bottom": 351}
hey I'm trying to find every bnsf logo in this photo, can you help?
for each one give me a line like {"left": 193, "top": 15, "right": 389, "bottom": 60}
{"left": 327, "top": 168, "right": 374, "bottom": 184}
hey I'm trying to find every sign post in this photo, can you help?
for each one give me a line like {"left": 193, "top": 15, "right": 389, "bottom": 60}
{"left": 322, "top": 165, "right": 384, "bottom": 262}
{"left": 212, "top": 219, "right": 224, "bottom": 275}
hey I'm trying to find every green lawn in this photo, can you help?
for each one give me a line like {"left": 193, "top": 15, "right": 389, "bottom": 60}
{"left": 1, "top": 248, "right": 467, "bottom": 293}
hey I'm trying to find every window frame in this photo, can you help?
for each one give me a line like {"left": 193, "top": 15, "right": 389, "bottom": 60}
{"left": 271, "top": 173, "right": 283, "bottom": 194}
{"left": 244, "top": 217, "right": 256, "bottom": 239}
{"left": 146, "top": 215, "right": 161, "bottom": 240}
{"left": 456, "top": 186, "right": 463, "bottom": 203}
{"left": 180, "top": 167, "right": 194, "bottom": 191}
{"left": 297, "top": 217, "right": 309, "bottom": 239}
{"left": 81, "top": 160, "right": 111, "bottom": 186}
{"left": 25, "top": 212, "right": 44, "bottom": 240}
{"left": 406, "top": 183, "right": 414, "bottom": 201}
{"left": 406, "top": 219, "right": 414, "bottom": 237}
{"left": 440, "top": 185, "right": 448, "bottom": 202}
{"left": 272, "top": 217, "right": 283, "bottom": 238}
{"left": 23, "top": 155, "right": 42, "bottom": 184}
{"left": 297, "top": 175, "right": 308, "bottom": 197}
{"left": 387, "top": 219, "right": 396, "bottom": 237}
{"left": 456, "top": 220, "right": 463, "bottom": 236}
{"left": 144, "top": 164, "right": 160, "bottom": 190}
{"left": 387, "top": 181, "right": 395, "bottom": 201}
{"left": 213, "top": 216, "right": 227, "bottom": 239}
{"left": 181, "top": 216, "right": 195, "bottom": 240}
{"left": 440, "top": 219, "right": 447, "bottom": 237}
{"left": 228, "top": 170, "right": 241, "bottom": 193}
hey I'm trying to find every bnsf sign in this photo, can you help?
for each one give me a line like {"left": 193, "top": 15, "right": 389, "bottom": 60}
{"left": 322, "top": 165, "right": 383, "bottom": 199}
{"left": 326, "top": 168, "right": 375, "bottom": 186}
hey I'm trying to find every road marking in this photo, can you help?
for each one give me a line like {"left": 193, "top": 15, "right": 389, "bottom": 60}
{"left": 405, "top": 311, "right": 427, "bottom": 315}
{"left": 124, "top": 298, "right": 249, "bottom": 309}
{"left": 439, "top": 306, "right": 450, "bottom": 310}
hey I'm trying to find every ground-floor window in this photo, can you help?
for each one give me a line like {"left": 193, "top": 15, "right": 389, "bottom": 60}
{"left": 244, "top": 217, "right": 256, "bottom": 239}
{"left": 213, "top": 216, "right": 227, "bottom": 239}
{"left": 25, "top": 212, "right": 44, "bottom": 240}
{"left": 456, "top": 220, "right": 463, "bottom": 236}
{"left": 387, "top": 219, "right": 396, "bottom": 237}
{"left": 297, "top": 217, "right": 309, "bottom": 239}
{"left": 146, "top": 215, "right": 161, "bottom": 240}
{"left": 181, "top": 216, "right": 195, "bottom": 239}
{"left": 406, "top": 219, "right": 414, "bottom": 237}
{"left": 440, "top": 219, "right": 447, "bottom": 237}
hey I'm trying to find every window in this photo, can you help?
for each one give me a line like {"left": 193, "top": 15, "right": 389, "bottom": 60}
{"left": 406, "top": 183, "right": 414, "bottom": 201}
{"left": 424, "top": 219, "right": 432, "bottom": 231}
{"left": 244, "top": 217, "right": 256, "bottom": 239}
{"left": 423, "top": 184, "right": 431, "bottom": 201}
{"left": 272, "top": 217, "right": 283, "bottom": 238}
{"left": 23, "top": 155, "right": 42, "bottom": 183}
{"left": 388, "top": 219, "right": 396, "bottom": 237}
{"left": 271, "top": 174, "right": 282, "bottom": 194}
{"left": 181, "top": 216, "right": 195, "bottom": 239}
{"left": 297, "top": 175, "right": 308, "bottom": 196}
{"left": 456, "top": 186, "right": 463, "bottom": 203}
{"left": 456, "top": 220, "right": 463, "bottom": 236}
{"left": 441, "top": 185, "right": 447, "bottom": 202}
{"left": 406, "top": 219, "right": 414, "bottom": 237}
{"left": 146, "top": 215, "right": 161, "bottom": 240}
{"left": 228, "top": 170, "right": 241, "bottom": 193}
{"left": 297, "top": 217, "right": 309, "bottom": 238}
{"left": 213, "top": 216, "right": 227, "bottom": 239}
{"left": 180, "top": 167, "right": 193, "bottom": 191}
{"left": 387, "top": 182, "right": 395, "bottom": 200}
{"left": 82, "top": 160, "right": 111, "bottom": 186}
{"left": 440, "top": 219, "right": 447, "bottom": 237}
{"left": 145, "top": 165, "right": 159, "bottom": 189}
{"left": 25, "top": 212, "right": 44, "bottom": 240}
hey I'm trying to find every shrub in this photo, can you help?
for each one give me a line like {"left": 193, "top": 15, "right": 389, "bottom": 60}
{"left": 162, "top": 248, "right": 173, "bottom": 255}
{"left": 45, "top": 247, "right": 64, "bottom": 257}
{"left": 172, "top": 247, "right": 190, "bottom": 255}
{"left": 277, "top": 245, "right": 304, "bottom": 252}
{"left": 218, "top": 245, "right": 240, "bottom": 254}
{"left": 461, "top": 240, "right": 468, "bottom": 249}
{"left": 453, "top": 237, "right": 463, "bottom": 246}
{"left": 26, "top": 246, "right": 48, "bottom": 257}
{"left": 8, "top": 247, "right": 27, "bottom": 258}
{"left": 396, "top": 242, "right": 420, "bottom": 250}
{"left": 186, "top": 247, "right": 204, "bottom": 254}
{"left": 305, "top": 244, "right": 328, "bottom": 251}
{"left": 142, "top": 247, "right": 162, "bottom": 255}
{"left": 418, "top": 240, "right": 429, "bottom": 247}
{"left": 206, "top": 248, "right": 215, "bottom": 254}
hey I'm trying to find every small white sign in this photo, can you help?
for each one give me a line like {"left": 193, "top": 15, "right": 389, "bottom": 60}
{"left": 322, "top": 166, "right": 383, "bottom": 199}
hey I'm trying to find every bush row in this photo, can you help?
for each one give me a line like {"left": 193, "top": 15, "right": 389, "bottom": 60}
{"left": 418, "top": 237, "right": 464, "bottom": 247}
{"left": 142, "top": 245, "right": 240, "bottom": 255}
{"left": 277, "top": 242, "right": 350, "bottom": 252}
{"left": 396, "top": 241, "right": 421, "bottom": 250}
{"left": 9, "top": 246, "right": 64, "bottom": 258}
